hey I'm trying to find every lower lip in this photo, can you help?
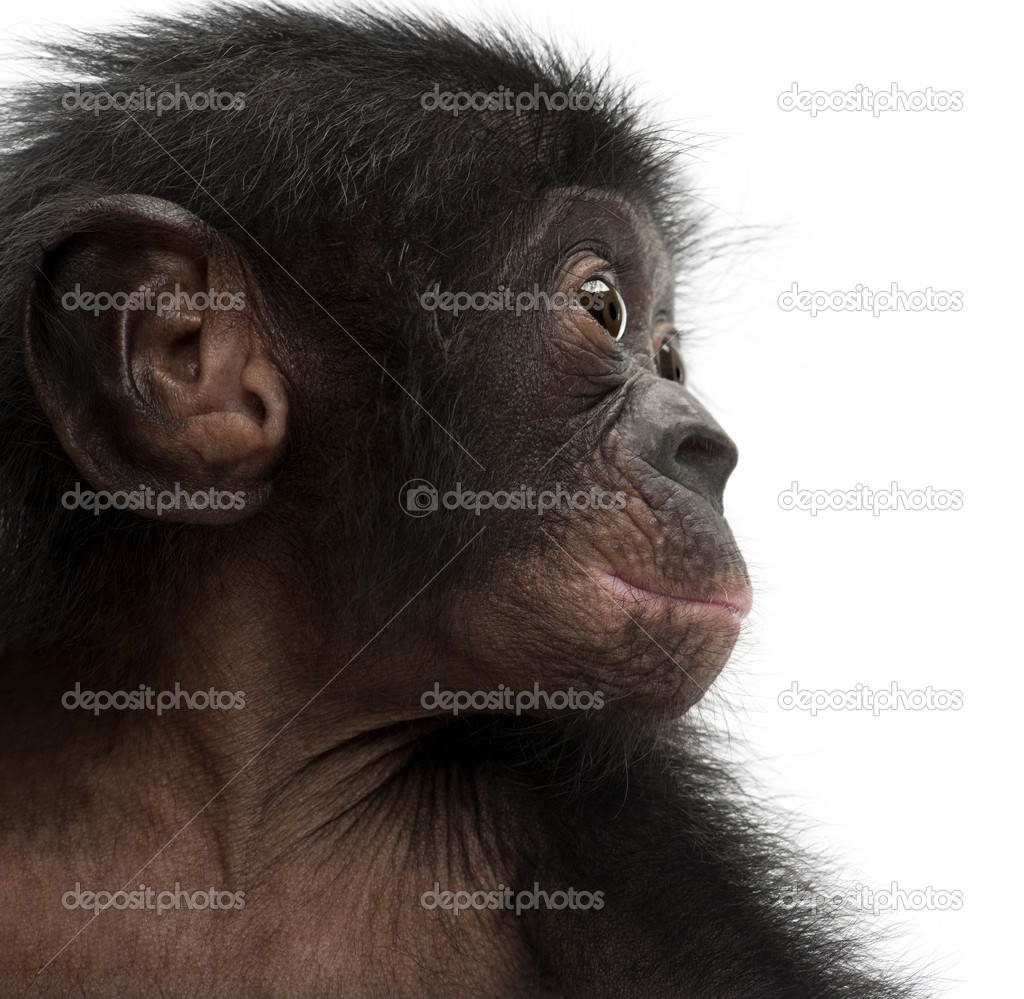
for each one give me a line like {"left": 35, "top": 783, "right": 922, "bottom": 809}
{"left": 604, "top": 573, "right": 752, "bottom": 620}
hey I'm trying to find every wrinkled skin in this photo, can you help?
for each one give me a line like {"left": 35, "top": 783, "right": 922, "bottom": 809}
{"left": 0, "top": 10, "right": 922, "bottom": 998}
{"left": 1, "top": 186, "right": 747, "bottom": 997}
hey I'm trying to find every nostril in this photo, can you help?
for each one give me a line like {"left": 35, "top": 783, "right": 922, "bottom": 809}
{"left": 675, "top": 432, "right": 730, "bottom": 464}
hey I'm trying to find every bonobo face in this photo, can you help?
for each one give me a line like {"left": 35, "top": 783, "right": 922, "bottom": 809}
{"left": 434, "top": 192, "right": 751, "bottom": 721}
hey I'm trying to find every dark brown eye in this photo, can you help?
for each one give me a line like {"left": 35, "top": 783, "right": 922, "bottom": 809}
{"left": 579, "top": 278, "right": 627, "bottom": 341}
{"left": 657, "top": 337, "right": 685, "bottom": 383}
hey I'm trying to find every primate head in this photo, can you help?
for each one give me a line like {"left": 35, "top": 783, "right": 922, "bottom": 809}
{"left": 0, "top": 9, "right": 934, "bottom": 999}
{"left": 1, "top": 6, "right": 748, "bottom": 726}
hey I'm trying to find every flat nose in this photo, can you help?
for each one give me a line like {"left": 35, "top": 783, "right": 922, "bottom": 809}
{"left": 617, "top": 380, "right": 738, "bottom": 514}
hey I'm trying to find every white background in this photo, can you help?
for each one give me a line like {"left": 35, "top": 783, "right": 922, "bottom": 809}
{"left": 3, "top": 1, "right": 1018, "bottom": 995}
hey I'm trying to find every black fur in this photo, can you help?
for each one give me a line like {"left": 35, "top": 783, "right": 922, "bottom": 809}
{"left": 0, "top": 5, "right": 928, "bottom": 996}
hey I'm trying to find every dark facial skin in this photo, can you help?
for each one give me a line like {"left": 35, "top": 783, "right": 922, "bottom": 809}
{"left": 0, "top": 186, "right": 748, "bottom": 996}
{"left": 439, "top": 192, "right": 749, "bottom": 720}
{"left": 0, "top": 5, "right": 936, "bottom": 994}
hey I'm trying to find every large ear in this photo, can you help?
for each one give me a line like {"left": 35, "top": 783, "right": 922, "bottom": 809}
{"left": 22, "top": 195, "right": 289, "bottom": 524}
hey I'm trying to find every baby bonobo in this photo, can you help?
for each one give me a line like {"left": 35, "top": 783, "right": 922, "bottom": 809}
{"left": 0, "top": 5, "right": 925, "bottom": 997}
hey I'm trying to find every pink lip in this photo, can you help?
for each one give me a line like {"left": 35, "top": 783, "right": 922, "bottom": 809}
{"left": 604, "top": 572, "right": 752, "bottom": 620}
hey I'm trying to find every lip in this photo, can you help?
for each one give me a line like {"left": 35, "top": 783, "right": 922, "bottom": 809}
{"left": 604, "top": 572, "right": 752, "bottom": 620}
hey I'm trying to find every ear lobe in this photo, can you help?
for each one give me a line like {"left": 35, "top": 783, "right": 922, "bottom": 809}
{"left": 22, "top": 195, "right": 289, "bottom": 524}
